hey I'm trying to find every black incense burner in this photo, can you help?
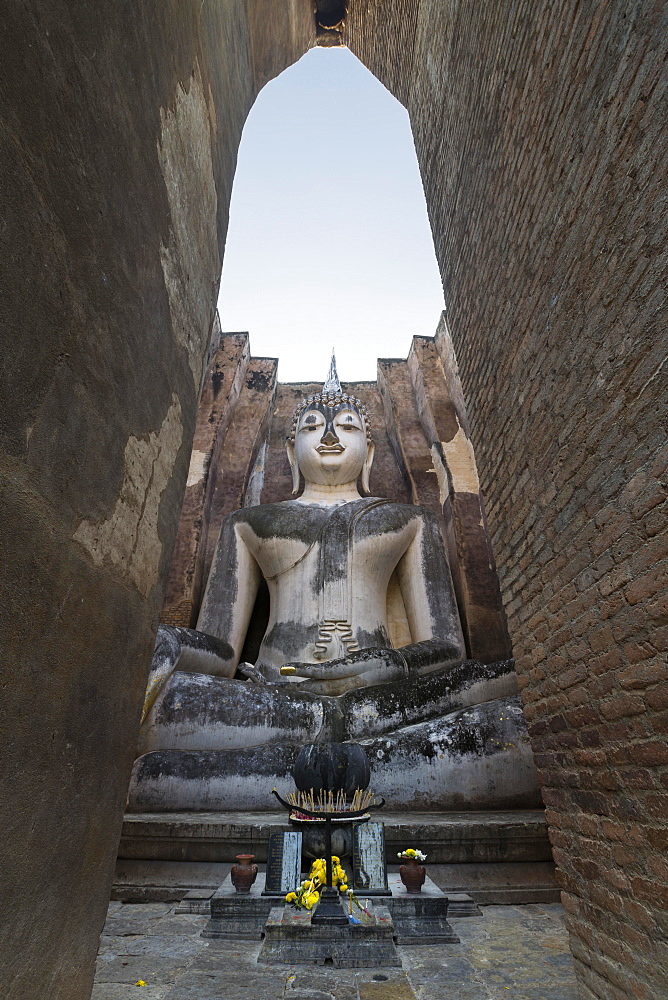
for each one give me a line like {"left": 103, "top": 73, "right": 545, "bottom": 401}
{"left": 272, "top": 742, "right": 384, "bottom": 925}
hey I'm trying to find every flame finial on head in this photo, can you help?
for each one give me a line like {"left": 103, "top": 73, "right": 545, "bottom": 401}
{"left": 287, "top": 349, "right": 372, "bottom": 445}
{"left": 322, "top": 349, "right": 342, "bottom": 394}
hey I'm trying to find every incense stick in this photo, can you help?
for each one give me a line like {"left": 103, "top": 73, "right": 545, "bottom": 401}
{"left": 288, "top": 787, "right": 375, "bottom": 814}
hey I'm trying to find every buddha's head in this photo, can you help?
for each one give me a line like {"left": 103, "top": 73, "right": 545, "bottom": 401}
{"left": 287, "top": 360, "right": 374, "bottom": 494}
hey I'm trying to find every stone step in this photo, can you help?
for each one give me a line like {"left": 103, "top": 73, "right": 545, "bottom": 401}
{"left": 114, "top": 810, "right": 557, "bottom": 905}
{"left": 112, "top": 857, "right": 559, "bottom": 906}
{"left": 118, "top": 809, "right": 553, "bottom": 865}
{"left": 428, "top": 861, "right": 561, "bottom": 905}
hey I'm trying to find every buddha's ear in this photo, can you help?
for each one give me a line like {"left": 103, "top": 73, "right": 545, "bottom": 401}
{"left": 286, "top": 439, "right": 301, "bottom": 495}
{"left": 361, "top": 440, "right": 375, "bottom": 495}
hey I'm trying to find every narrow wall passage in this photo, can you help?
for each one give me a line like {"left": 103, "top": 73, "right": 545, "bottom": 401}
{"left": 1, "top": 4, "right": 665, "bottom": 1000}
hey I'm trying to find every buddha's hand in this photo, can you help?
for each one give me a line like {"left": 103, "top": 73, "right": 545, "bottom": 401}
{"left": 280, "top": 648, "right": 408, "bottom": 696}
{"left": 237, "top": 661, "right": 294, "bottom": 686}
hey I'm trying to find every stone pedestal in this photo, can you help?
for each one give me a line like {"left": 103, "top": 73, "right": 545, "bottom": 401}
{"left": 202, "top": 872, "right": 284, "bottom": 940}
{"left": 200, "top": 871, "right": 468, "bottom": 946}
{"left": 385, "top": 874, "right": 461, "bottom": 943}
{"left": 258, "top": 904, "right": 401, "bottom": 967}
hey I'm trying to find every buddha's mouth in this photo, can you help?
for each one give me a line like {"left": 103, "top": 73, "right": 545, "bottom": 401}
{"left": 316, "top": 444, "right": 344, "bottom": 454}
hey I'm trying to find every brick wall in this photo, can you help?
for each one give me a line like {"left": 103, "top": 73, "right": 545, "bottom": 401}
{"left": 348, "top": 2, "right": 668, "bottom": 997}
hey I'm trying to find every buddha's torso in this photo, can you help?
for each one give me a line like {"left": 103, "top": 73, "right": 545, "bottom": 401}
{"left": 231, "top": 498, "right": 425, "bottom": 668}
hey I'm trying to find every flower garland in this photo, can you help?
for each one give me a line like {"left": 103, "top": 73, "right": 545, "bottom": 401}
{"left": 285, "top": 856, "right": 349, "bottom": 910}
{"left": 397, "top": 848, "right": 427, "bottom": 861}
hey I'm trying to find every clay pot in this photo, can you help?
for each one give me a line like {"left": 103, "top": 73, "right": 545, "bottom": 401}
{"left": 230, "top": 854, "right": 258, "bottom": 894}
{"left": 399, "top": 856, "right": 426, "bottom": 894}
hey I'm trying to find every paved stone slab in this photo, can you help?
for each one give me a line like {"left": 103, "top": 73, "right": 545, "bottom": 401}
{"left": 104, "top": 913, "right": 207, "bottom": 938}
{"left": 188, "top": 943, "right": 271, "bottom": 974}
{"left": 108, "top": 902, "right": 174, "bottom": 920}
{"left": 357, "top": 981, "right": 416, "bottom": 1000}
{"left": 402, "top": 905, "right": 579, "bottom": 1000}
{"left": 283, "top": 966, "right": 413, "bottom": 999}
{"left": 92, "top": 986, "right": 169, "bottom": 1000}
{"left": 94, "top": 954, "right": 192, "bottom": 985}
{"left": 163, "top": 968, "right": 290, "bottom": 999}
{"left": 143, "top": 915, "right": 208, "bottom": 937}
{"left": 285, "top": 967, "right": 358, "bottom": 1000}
{"left": 98, "top": 935, "right": 205, "bottom": 959}
{"left": 103, "top": 902, "right": 176, "bottom": 937}
{"left": 94, "top": 899, "right": 578, "bottom": 999}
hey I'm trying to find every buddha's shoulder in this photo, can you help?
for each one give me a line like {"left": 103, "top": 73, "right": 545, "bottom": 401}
{"left": 354, "top": 499, "right": 438, "bottom": 535}
{"left": 381, "top": 500, "right": 434, "bottom": 518}
{"left": 224, "top": 498, "right": 437, "bottom": 540}
{"left": 223, "top": 501, "right": 329, "bottom": 540}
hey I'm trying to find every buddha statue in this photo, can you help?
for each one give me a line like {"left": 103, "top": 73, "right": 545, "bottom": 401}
{"left": 128, "top": 361, "right": 539, "bottom": 812}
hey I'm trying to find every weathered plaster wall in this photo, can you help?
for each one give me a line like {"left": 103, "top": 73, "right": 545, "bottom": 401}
{"left": 205, "top": 356, "right": 279, "bottom": 581}
{"left": 347, "top": 3, "right": 668, "bottom": 997}
{"left": 0, "top": 4, "right": 313, "bottom": 998}
{"left": 161, "top": 331, "right": 250, "bottom": 627}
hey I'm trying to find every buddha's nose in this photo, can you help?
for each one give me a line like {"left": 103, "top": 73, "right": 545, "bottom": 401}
{"left": 320, "top": 427, "right": 339, "bottom": 446}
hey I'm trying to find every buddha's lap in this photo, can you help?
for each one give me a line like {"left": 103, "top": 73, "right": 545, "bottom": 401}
{"left": 140, "top": 657, "right": 514, "bottom": 751}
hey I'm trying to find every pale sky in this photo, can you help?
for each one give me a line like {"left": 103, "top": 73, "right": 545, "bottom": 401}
{"left": 216, "top": 47, "right": 445, "bottom": 383}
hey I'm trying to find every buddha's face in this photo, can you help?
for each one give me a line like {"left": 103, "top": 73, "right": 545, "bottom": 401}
{"left": 294, "top": 404, "right": 368, "bottom": 486}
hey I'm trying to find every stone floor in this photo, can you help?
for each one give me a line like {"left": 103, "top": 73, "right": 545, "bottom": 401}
{"left": 94, "top": 900, "right": 578, "bottom": 999}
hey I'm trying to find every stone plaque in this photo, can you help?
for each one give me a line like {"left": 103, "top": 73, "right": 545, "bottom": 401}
{"left": 352, "top": 822, "right": 391, "bottom": 896}
{"left": 262, "top": 831, "right": 303, "bottom": 896}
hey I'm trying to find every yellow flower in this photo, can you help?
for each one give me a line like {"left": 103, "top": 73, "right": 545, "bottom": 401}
{"left": 285, "top": 892, "right": 297, "bottom": 902}
{"left": 340, "top": 883, "right": 348, "bottom": 893}
{"left": 135, "top": 982, "right": 146, "bottom": 988}
{"left": 332, "top": 856, "right": 340, "bottom": 865}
